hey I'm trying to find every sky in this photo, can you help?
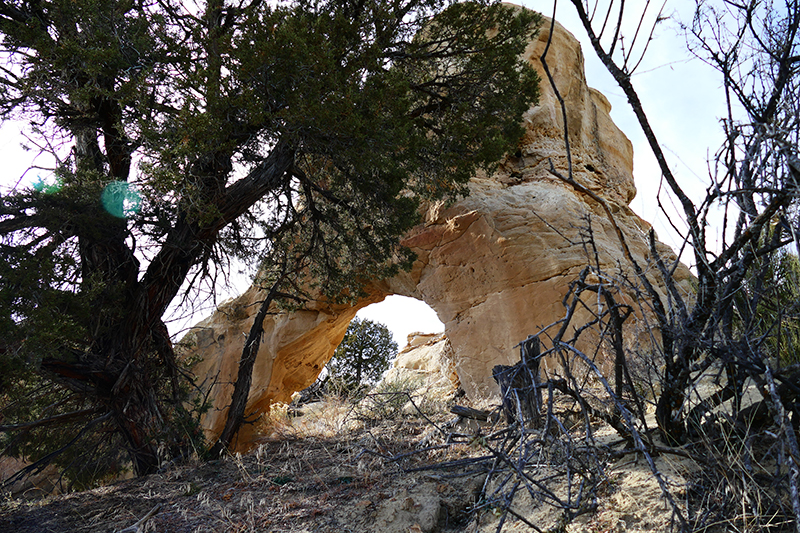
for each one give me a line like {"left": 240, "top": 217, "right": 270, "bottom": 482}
{"left": 0, "top": 0, "right": 730, "bottom": 351}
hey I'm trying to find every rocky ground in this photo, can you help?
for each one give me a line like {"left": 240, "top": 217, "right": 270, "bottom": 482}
{"left": 1, "top": 428, "right": 475, "bottom": 532}
{"left": 0, "top": 387, "right": 699, "bottom": 533}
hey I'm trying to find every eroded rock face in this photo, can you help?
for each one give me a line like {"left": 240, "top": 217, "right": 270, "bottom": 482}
{"left": 380, "top": 332, "right": 459, "bottom": 397}
{"left": 184, "top": 11, "right": 693, "bottom": 445}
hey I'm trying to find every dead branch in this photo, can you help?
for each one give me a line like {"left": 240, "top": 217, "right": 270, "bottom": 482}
{"left": 115, "top": 503, "right": 162, "bottom": 533}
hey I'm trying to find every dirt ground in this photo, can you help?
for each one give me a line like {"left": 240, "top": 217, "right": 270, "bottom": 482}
{"left": 0, "top": 415, "right": 484, "bottom": 533}
{"left": 0, "top": 397, "right": 697, "bottom": 533}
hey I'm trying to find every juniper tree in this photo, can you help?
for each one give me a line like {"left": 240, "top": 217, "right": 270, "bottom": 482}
{"left": 0, "top": 0, "right": 540, "bottom": 480}
{"left": 326, "top": 318, "right": 398, "bottom": 396}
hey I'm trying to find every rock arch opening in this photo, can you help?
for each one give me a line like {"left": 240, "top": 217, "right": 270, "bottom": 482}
{"left": 355, "top": 296, "right": 444, "bottom": 351}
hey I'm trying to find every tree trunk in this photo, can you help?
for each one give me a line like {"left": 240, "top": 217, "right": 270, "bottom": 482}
{"left": 492, "top": 336, "right": 543, "bottom": 427}
{"left": 114, "top": 408, "right": 160, "bottom": 477}
{"left": 655, "top": 376, "right": 686, "bottom": 445}
{"left": 207, "top": 302, "right": 269, "bottom": 457}
{"left": 208, "top": 271, "right": 289, "bottom": 457}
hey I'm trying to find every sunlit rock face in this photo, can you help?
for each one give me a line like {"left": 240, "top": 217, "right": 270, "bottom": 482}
{"left": 380, "top": 332, "right": 459, "bottom": 396}
{"left": 184, "top": 12, "right": 693, "bottom": 446}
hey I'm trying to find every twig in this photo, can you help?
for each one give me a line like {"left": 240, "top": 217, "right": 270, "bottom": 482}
{"left": 764, "top": 365, "right": 800, "bottom": 533}
{"left": 115, "top": 503, "right": 162, "bottom": 533}
{"left": 557, "top": 342, "right": 690, "bottom": 531}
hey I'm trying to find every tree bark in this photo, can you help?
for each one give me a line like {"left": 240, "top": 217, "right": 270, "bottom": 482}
{"left": 492, "top": 336, "right": 542, "bottom": 427}
{"left": 208, "top": 270, "right": 291, "bottom": 457}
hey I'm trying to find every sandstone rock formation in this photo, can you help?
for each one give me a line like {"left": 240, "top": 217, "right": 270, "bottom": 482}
{"left": 184, "top": 10, "right": 694, "bottom": 445}
{"left": 380, "top": 332, "right": 459, "bottom": 398}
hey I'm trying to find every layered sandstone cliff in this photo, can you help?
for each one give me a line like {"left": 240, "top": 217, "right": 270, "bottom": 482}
{"left": 183, "top": 11, "right": 693, "bottom": 445}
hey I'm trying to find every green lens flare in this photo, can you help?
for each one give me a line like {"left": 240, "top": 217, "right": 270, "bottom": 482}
{"left": 32, "top": 177, "right": 61, "bottom": 194}
{"left": 101, "top": 181, "right": 141, "bottom": 218}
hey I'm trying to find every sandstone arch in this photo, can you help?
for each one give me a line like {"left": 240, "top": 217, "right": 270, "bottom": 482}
{"left": 185, "top": 13, "right": 693, "bottom": 445}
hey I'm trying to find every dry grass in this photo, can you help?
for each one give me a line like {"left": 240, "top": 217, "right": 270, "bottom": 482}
{"left": 4, "top": 373, "right": 787, "bottom": 533}
{"left": 0, "top": 380, "right": 481, "bottom": 533}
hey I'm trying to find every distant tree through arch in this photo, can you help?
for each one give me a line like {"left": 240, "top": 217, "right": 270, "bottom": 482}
{"left": 326, "top": 318, "right": 398, "bottom": 396}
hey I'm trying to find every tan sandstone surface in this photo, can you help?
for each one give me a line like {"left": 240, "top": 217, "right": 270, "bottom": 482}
{"left": 382, "top": 333, "right": 459, "bottom": 397}
{"left": 184, "top": 10, "right": 693, "bottom": 446}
